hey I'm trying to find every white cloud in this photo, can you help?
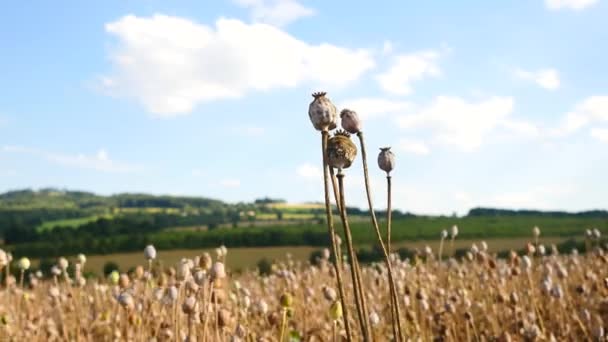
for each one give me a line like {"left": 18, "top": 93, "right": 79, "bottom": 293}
{"left": 102, "top": 15, "right": 375, "bottom": 116}
{"left": 338, "top": 98, "right": 410, "bottom": 120}
{"left": 376, "top": 50, "right": 441, "bottom": 95}
{"left": 552, "top": 95, "right": 608, "bottom": 136}
{"left": 545, "top": 0, "right": 598, "bottom": 10}
{"left": 515, "top": 68, "right": 560, "bottom": 90}
{"left": 2, "top": 145, "right": 139, "bottom": 173}
{"left": 498, "top": 119, "right": 540, "bottom": 138}
{"left": 399, "top": 139, "right": 430, "bottom": 155}
{"left": 398, "top": 96, "right": 519, "bottom": 151}
{"left": 591, "top": 128, "right": 608, "bottom": 142}
{"left": 234, "top": 0, "right": 315, "bottom": 27}
{"left": 296, "top": 163, "right": 322, "bottom": 180}
{"left": 219, "top": 178, "right": 241, "bottom": 188}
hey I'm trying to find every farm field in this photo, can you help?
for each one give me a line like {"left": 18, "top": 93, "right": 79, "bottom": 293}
{"left": 33, "top": 236, "right": 579, "bottom": 277}
{"left": 4, "top": 238, "right": 607, "bottom": 341}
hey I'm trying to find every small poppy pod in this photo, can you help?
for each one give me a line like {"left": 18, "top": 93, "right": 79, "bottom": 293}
{"left": 280, "top": 293, "right": 293, "bottom": 308}
{"left": 322, "top": 286, "right": 337, "bottom": 302}
{"left": 327, "top": 130, "right": 357, "bottom": 170}
{"left": 377, "top": 147, "right": 395, "bottom": 174}
{"left": 182, "top": 296, "right": 198, "bottom": 315}
{"left": 329, "top": 300, "right": 342, "bottom": 320}
{"left": 199, "top": 253, "right": 212, "bottom": 270}
{"left": 144, "top": 245, "right": 157, "bottom": 260}
{"left": 117, "top": 292, "right": 134, "bottom": 310}
{"left": 340, "top": 109, "right": 362, "bottom": 134}
{"left": 18, "top": 257, "right": 31, "bottom": 270}
{"left": 308, "top": 92, "right": 338, "bottom": 132}
{"left": 119, "top": 274, "right": 130, "bottom": 289}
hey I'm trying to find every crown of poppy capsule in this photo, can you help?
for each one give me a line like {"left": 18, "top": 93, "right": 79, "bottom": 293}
{"left": 327, "top": 130, "right": 357, "bottom": 170}
{"left": 308, "top": 92, "right": 338, "bottom": 132}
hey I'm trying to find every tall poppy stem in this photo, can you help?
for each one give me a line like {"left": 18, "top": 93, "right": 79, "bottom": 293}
{"left": 321, "top": 131, "right": 352, "bottom": 341}
{"left": 337, "top": 171, "right": 371, "bottom": 341}
{"left": 356, "top": 131, "right": 404, "bottom": 341}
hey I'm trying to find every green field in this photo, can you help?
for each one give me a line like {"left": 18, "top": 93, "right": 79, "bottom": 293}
{"left": 36, "top": 215, "right": 112, "bottom": 232}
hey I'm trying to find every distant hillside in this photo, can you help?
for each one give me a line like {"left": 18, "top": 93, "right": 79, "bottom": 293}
{"left": 0, "top": 188, "right": 225, "bottom": 210}
{"left": 468, "top": 207, "right": 608, "bottom": 218}
{"left": 0, "top": 188, "right": 606, "bottom": 259}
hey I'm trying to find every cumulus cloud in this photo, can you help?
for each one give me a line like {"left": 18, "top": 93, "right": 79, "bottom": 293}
{"left": 515, "top": 68, "right": 560, "bottom": 90}
{"left": 338, "top": 98, "right": 411, "bottom": 120}
{"left": 399, "top": 139, "right": 430, "bottom": 155}
{"left": 376, "top": 50, "right": 441, "bottom": 95}
{"left": 545, "top": 0, "right": 599, "bottom": 10}
{"left": 552, "top": 95, "right": 608, "bottom": 136}
{"left": 591, "top": 128, "right": 608, "bottom": 142}
{"left": 2, "top": 145, "right": 139, "bottom": 173}
{"left": 102, "top": 15, "right": 375, "bottom": 116}
{"left": 397, "top": 96, "right": 527, "bottom": 151}
{"left": 296, "top": 163, "right": 322, "bottom": 180}
{"left": 233, "top": 0, "right": 315, "bottom": 27}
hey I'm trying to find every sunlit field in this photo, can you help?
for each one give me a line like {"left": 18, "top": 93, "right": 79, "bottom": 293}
{"left": 1, "top": 237, "right": 607, "bottom": 341}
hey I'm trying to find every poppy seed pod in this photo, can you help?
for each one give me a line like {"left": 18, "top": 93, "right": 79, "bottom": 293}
{"left": 18, "top": 257, "right": 31, "bottom": 270}
{"left": 144, "top": 245, "right": 157, "bottom": 260}
{"left": 451, "top": 225, "right": 459, "bottom": 238}
{"left": 109, "top": 270, "right": 120, "bottom": 285}
{"left": 308, "top": 92, "right": 338, "bottom": 132}
{"left": 119, "top": 274, "right": 130, "bottom": 289}
{"left": 370, "top": 311, "right": 380, "bottom": 326}
{"left": 211, "top": 262, "right": 226, "bottom": 280}
{"left": 182, "top": 296, "right": 198, "bottom": 315}
{"left": 329, "top": 300, "right": 342, "bottom": 320}
{"left": 200, "top": 252, "right": 212, "bottom": 270}
{"left": 327, "top": 130, "right": 357, "bottom": 170}
{"left": 117, "top": 292, "right": 134, "bottom": 310}
{"left": 322, "top": 286, "right": 337, "bottom": 302}
{"left": 58, "top": 257, "right": 69, "bottom": 271}
{"left": 377, "top": 147, "right": 395, "bottom": 174}
{"left": 280, "top": 293, "right": 293, "bottom": 308}
{"left": 340, "top": 109, "right": 362, "bottom": 134}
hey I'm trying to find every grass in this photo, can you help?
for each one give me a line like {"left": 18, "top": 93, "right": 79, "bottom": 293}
{"left": 36, "top": 215, "right": 112, "bottom": 232}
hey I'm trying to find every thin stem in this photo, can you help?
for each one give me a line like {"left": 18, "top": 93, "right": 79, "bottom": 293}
{"left": 337, "top": 172, "right": 370, "bottom": 341}
{"left": 321, "top": 131, "right": 352, "bottom": 341}
{"left": 352, "top": 250, "right": 371, "bottom": 335}
{"left": 387, "top": 175, "right": 393, "bottom": 255}
{"left": 329, "top": 166, "right": 342, "bottom": 213}
{"left": 356, "top": 132, "right": 404, "bottom": 341}
{"left": 279, "top": 308, "right": 287, "bottom": 342}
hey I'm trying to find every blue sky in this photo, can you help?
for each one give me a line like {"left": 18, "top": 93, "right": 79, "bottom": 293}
{"left": 0, "top": 0, "right": 607, "bottom": 215}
